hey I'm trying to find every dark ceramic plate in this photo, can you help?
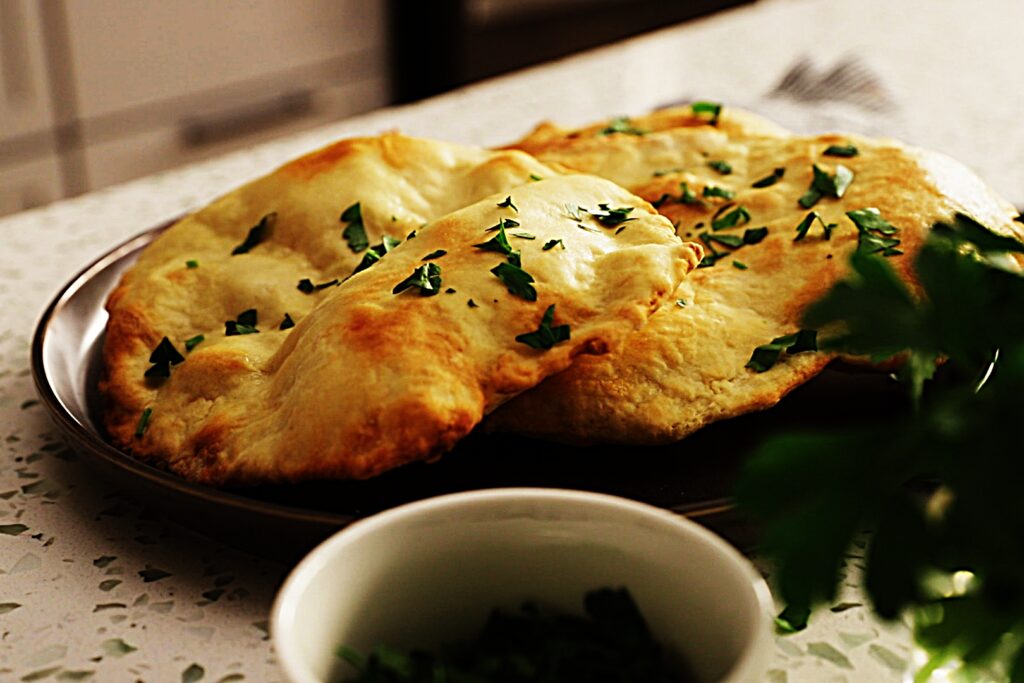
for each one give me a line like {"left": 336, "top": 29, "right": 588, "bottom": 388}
{"left": 32, "top": 224, "right": 903, "bottom": 560}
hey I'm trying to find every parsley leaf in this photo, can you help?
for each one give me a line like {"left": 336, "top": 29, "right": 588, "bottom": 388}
{"left": 712, "top": 206, "right": 751, "bottom": 231}
{"left": 702, "top": 185, "right": 734, "bottom": 200}
{"left": 485, "top": 217, "right": 520, "bottom": 232}
{"left": 297, "top": 278, "right": 339, "bottom": 293}
{"left": 846, "top": 208, "right": 898, "bottom": 235}
{"left": 676, "top": 299, "right": 686, "bottom": 307}
{"left": 135, "top": 407, "right": 152, "bottom": 438}
{"left": 824, "top": 144, "right": 859, "bottom": 158}
{"left": 352, "top": 235, "right": 402, "bottom": 276}
{"left": 393, "top": 263, "right": 442, "bottom": 296}
{"left": 743, "top": 227, "right": 769, "bottom": 244}
{"left": 279, "top": 313, "right": 295, "bottom": 330}
{"left": 752, "top": 167, "right": 786, "bottom": 188}
{"left": 467, "top": 299, "right": 479, "bottom": 308}
{"left": 732, "top": 260, "right": 748, "bottom": 270}
{"left": 799, "top": 164, "right": 854, "bottom": 208}
{"left": 340, "top": 203, "right": 369, "bottom": 253}
{"left": 588, "top": 204, "right": 636, "bottom": 227}
{"left": 847, "top": 208, "right": 902, "bottom": 256}
{"left": 475, "top": 221, "right": 519, "bottom": 265}
{"left": 185, "top": 259, "right": 199, "bottom": 269}
{"left": 422, "top": 249, "right": 447, "bottom": 260}
{"left": 231, "top": 213, "right": 275, "bottom": 255}
{"left": 144, "top": 337, "right": 185, "bottom": 378}
{"left": 225, "top": 309, "right": 259, "bottom": 336}
{"left": 511, "top": 232, "right": 536, "bottom": 240}
{"left": 184, "top": 335, "right": 205, "bottom": 352}
{"left": 542, "top": 239, "right": 565, "bottom": 251}
{"left": 794, "top": 211, "right": 838, "bottom": 241}
{"left": 691, "top": 101, "right": 722, "bottom": 125}
{"left": 600, "top": 116, "right": 646, "bottom": 136}
{"left": 708, "top": 160, "right": 732, "bottom": 175}
{"left": 700, "top": 232, "right": 743, "bottom": 248}
{"left": 491, "top": 262, "right": 537, "bottom": 301}
{"left": 745, "top": 330, "right": 818, "bottom": 372}
{"left": 515, "top": 304, "right": 570, "bottom": 349}
{"left": 497, "top": 196, "right": 518, "bottom": 212}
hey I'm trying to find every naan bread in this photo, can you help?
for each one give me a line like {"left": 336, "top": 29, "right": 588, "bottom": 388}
{"left": 102, "top": 138, "right": 701, "bottom": 483}
{"left": 489, "top": 123, "right": 1024, "bottom": 443}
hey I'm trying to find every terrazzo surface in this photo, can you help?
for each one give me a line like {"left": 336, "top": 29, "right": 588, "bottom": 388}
{"left": 2, "top": 0, "right": 1021, "bottom": 679}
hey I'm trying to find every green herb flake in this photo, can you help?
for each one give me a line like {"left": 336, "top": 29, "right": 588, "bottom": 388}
{"left": 529, "top": 173, "right": 542, "bottom": 181}
{"left": 746, "top": 330, "right": 818, "bottom": 372}
{"left": 474, "top": 221, "right": 519, "bottom": 264}
{"left": 422, "top": 249, "right": 447, "bottom": 260}
{"left": 485, "top": 217, "right": 520, "bottom": 232}
{"left": 185, "top": 259, "right": 199, "bottom": 269}
{"left": 700, "top": 231, "right": 743, "bottom": 248}
{"left": 564, "top": 204, "right": 584, "bottom": 221}
{"left": 676, "top": 299, "right": 687, "bottom": 308}
{"left": 231, "top": 213, "right": 275, "bottom": 255}
{"left": 144, "top": 337, "right": 185, "bottom": 378}
{"left": 511, "top": 232, "right": 536, "bottom": 240}
{"left": 496, "top": 196, "right": 518, "bottom": 212}
{"left": 542, "top": 239, "right": 565, "bottom": 251}
{"left": 794, "top": 211, "right": 838, "bottom": 242}
{"left": 225, "top": 309, "right": 259, "bottom": 336}
{"left": 846, "top": 207, "right": 898, "bottom": 235}
{"left": 733, "top": 260, "right": 749, "bottom": 270}
{"left": 752, "top": 167, "right": 786, "bottom": 188}
{"left": 712, "top": 206, "right": 751, "bottom": 231}
{"left": 340, "top": 202, "right": 369, "bottom": 253}
{"left": 680, "top": 182, "right": 698, "bottom": 204}
{"left": 279, "top": 313, "right": 295, "bottom": 330}
{"left": 600, "top": 116, "right": 646, "bottom": 136}
{"left": 847, "top": 207, "right": 902, "bottom": 256}
{"left": 184, "top": 335, "right": 205, "bottom": 352}
{"left": 588, "top": 203, "right": 636, "bottom": 227}
{"left": 135, "top": 408, "right": 153, "bottom": 438}
{"left": 352, "top": 235, "right": 402, "bottom": 276}
{"left": 467, "top": 299, "right": 479, "bottom": 308}
{"left": 708, "top": 160, "right": 733, "bottom": 175}
{"left": 515, "top": 304, "right": 570, "bottom": 349}
{"left": 491, "top": 262, "right": 537, "bottom": 301}
{"left": 824, "top": 144, "right": 859, "bottom": 158}
{"left": 297, "top": 278, "right": 338, "bottom": 293}
{"left": 743, "top": 227, "right": 769, "bottom": 244}
{"left": 799, "top": 164, "right": 854, "bottom": 208}
{"left": 653, "top": 167, "right": 684, "bottom": 177}
{"left": 691, "top": 101, "right": 722, "bottom": 125}
{"left": 702, "top": 185, "right": 735, "bottom": 200}
{"left": 393, "top": 263, "right": 442, "bottom": 296}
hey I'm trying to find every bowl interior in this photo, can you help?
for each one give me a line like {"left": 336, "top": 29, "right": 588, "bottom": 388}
{"left": 273, "top": 490, "right": 772, "bottom": 683}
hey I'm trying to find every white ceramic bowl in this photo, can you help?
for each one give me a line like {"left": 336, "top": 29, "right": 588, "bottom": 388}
{"left": 272, "top": 488, "right": 773, "bottom": 683}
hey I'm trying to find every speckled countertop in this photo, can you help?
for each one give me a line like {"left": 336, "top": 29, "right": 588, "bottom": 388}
{"left": 1, "top": 0, "right": 1020, "bottom": 680}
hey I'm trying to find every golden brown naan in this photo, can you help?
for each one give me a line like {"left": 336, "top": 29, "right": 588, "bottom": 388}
{"left": 489, "top": 121, "right": 1024, "bottom": 443}
{"left": 101, "top": 135, "right": 701, "bottom": 484}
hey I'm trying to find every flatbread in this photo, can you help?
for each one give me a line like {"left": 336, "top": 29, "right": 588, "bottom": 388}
{"left": 101, "top": 137, "right": 701, "bottom": 484}
{"left": 489, "top": 123, "right": 1024, "bottom": 443}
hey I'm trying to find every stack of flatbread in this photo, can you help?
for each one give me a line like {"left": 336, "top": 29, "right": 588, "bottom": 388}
{"left": 101, "top": 106, "right": 1024, "bottom": 485}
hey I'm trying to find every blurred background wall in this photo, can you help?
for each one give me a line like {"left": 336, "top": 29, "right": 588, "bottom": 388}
{"left": 0, "top": 0, "right": 745, "bottom": 217}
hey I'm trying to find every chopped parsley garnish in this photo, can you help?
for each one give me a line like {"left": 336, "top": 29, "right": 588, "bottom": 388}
{"left": 691, "top": 101, "right": 722, "bottom": 125}
{"left": 474, "top": 221, "right": 519, "bottom": 265}
{"left": 752, "top": 167, "right": 786, "bottom": 188}
{"left": 393, "top": 263, "right": 442, "bottom": 296}
{"left": 799, "top": 164, "right": 854, "bottom": 208}
{"left": 589, "top": 204, "right": 636, "bottom": 227}
{"left": 577, "top": 223, "right": 601, "bottom": 234}
{"left": 824, "top": 144, "right": 859, "bottom": 158}
{"left": 340, "top": 202, "right": 369, "bottom": 253}
{"left": 702, "top": 185, "right": 734, "bottom": 200}
{"left": 600, "top": 116, "right": 646, "bottom": 136}
{"left": 467, "top": 299, "right": 479, "bottom": 308}
{"left": 352, "top": 235, "right": 402, "bottom": 276}
{"left": 846, "top": 207, "right": 898, "bottom": 234}
{"left": 746, "top": 330, "right": 818, "bottom": 372}
{"left": 529, "top": 174, "right": 542, "bottom": 181}
{"left": 1015, "top": 212, "right": 1024, "bottom": 224}
{"left": 297, "top": 278, "right": 339, "bottom": 293}
{"left": 422, "top": 249, "right": 447, "bottom": 260}
{"left": 653, "top": 167, "right": 684, "bottom": 177}
{"left": 135, "top": 408, "right": 152, "bottom": 438}
{"left": 231, "top": 213, "right": 275, "bottom": 255}
{"left": 497, "top": 196, "right": 518, "bottom": 212}
{"left": 485, "top": 217, "right": 520, "bottom": 232}
{"left": 491, "top": 262, "right": 537, "bottom": 301}
{"left": 708, "top": 160, "right": 732, "bottom": 175}
{"left": 743, "top": 226, "right": 769, "bottom": 244}
{"left": 515, "top": 304, "right": 570, "bottom": 349}
{"left": 184, "top": 334, "right": 205, "bottom": 352}
{"left": 615, "top": 226, "right": 628, "bottom": 235}
{"left": 701, "top": 232, "right": 743, "bottom": 248}
{"left": 793, "top": 211, "right": 838, "bottom": 241}
{"left": 407, "top": 230, "right": 417, "bottom": 240}
{"left": 511, "top": 232, "right": 536, "bottom": 240}
{"left": 712, "top": 206, "right": 751, "bottom": 231}
{"left": 676, "top": 299, "right": 686, "bottom": 307}
{"left": 445, "top": 287, "right": 456, "bottom": 294}
{"left": 847, "top": 208, "right": 902, "bottom": 256}
{"left": 542, "top": 239, "right": 564, "bottom": 251}
{"left": 279, "top": 313, "right": 295, "bottom": 330}
{"left": 225, "top": 309, "right": 259, "bottom": 336}
{"left": 732, "top": 260, "right": 748, "bottom": 270}
{"left": 144, "top": 337, "right": 185, "bottom": 378}
{"left": 185, "top": 260, "right": 199, "bottom": 269}
{"left": 679, "top": 182, "right": 698, "bottom": 204}
{"left": 564, "top": 204, "right": 584, "bottom": 222}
